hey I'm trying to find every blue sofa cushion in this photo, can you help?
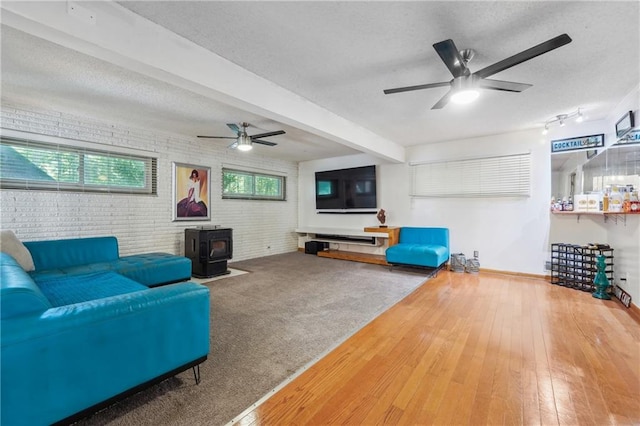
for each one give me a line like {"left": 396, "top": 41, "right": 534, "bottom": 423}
{"left": 24, "top": 237, "right": 119, "bottom": 271}
{"left": 37, "top": 271, "right": 147, "bottom": 307}
{"left": 28, "top": 262, "right": 115, "bottom": 283}
{"left": 0, "top": 253, "right": 52, "bottom": 319}
{"left": 115, "top": 253, "right": 192, "bottom": 287}
{"left": 386, "top": 243, "right": 449, "bottom": 268}
{"left": 398, "top": 227, "right": 449, "bottom": 246}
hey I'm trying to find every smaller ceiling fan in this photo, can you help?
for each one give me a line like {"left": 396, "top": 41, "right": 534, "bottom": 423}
{"left": 383, "top": 34, "right": 572, "bottom": 109}
{"left": 198, "top": 122, "right": 285, "bottom": 151}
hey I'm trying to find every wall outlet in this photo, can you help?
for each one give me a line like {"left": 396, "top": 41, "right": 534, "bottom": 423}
{"left": 473, "top": 250, "right": 479, "bottom": 258}
{"left": 545, "top": 261, "right": 552, "bottom": 271}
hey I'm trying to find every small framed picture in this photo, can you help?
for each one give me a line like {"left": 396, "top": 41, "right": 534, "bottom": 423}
{"left": 172, "top": 162, "right": 211, "bottom": 221}
{"left": 615, "top": 111, "right": 634, "bottom": 138}
{"left": 586, "top": 149, "right": 598, "bottom": 159}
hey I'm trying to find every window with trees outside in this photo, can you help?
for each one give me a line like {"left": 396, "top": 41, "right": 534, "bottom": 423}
{"left": 222, "top": 168, "right": 286, "bottom": 201}
{"left": 0, "top": 137, "right": 157, "bottom": 194}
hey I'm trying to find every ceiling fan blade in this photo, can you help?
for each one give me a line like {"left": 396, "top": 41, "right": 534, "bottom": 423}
{"left": 431, "top": 89, "right": 453, "bottom": 110}
{"left": 433, "top": 39, "right": 471, "bottom": 78}
{"left": 474, "top": 33, "right": 572, "bottom": 79}
{"left": 250, "top": 130, "right": 285, "bottom": 139}
{"left": 383, "top": 81, "right": 450, "bottom": 95}
{"left": 478, "top": 78, "right": 533, "bottom": 92}
{"left": 252, "top": 139, "right": 278, "bottom": 147}
{"left": 197, "top": 135, "right": 237, "bottom": 139}
{"left": 227, "top": 140, "right": 239, "bottom": 149}
{"left": 227, "top": 123, "right": 241, "bottom": 133}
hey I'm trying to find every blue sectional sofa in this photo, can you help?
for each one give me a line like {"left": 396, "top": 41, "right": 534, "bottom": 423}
{"left": 24, "top": 236, "right": 192, "bottom": 287}
{"left": 385, "top": 227, "right": 450, "bottom": 269}
{"left": 0, "top": 236, "right": 210, "bottom": 426}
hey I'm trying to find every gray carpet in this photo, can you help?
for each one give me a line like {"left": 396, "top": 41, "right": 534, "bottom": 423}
{"left": 78, "top": 252, "right": 431, "bottom": 425}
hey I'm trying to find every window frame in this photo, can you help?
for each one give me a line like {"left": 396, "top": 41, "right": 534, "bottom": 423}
{"left": 222, "top": 167, "right": 286, "bottom": 201}
{"left": 0, "top": 135, "right": 157, "bottom": 195}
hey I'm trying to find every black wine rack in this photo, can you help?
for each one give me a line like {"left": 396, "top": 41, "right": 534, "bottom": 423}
{"left": 550, "top": 243, "right": 614, "bottom": 292}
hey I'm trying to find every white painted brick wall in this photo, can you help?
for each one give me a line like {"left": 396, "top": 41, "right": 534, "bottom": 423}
{"left": 0, "top": 104, "right": 299, "bottom": 261}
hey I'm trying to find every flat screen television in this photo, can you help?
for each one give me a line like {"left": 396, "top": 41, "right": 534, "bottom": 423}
{"left": 315, "top": 165, "right": 377, "bottom": 212}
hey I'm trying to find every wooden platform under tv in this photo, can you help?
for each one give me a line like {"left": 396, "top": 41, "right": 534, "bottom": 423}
{"left": 317, "top": 250, "right": 389, "bottom": 265}
{"left": 296, "top": 226, "right": 400, "bottom": 266}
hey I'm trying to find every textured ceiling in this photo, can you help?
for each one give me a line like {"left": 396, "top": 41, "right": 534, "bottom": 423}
{"left": 0, "top": 26, "right": 361, "bottom": 162}
{"left": 2, "top": 1, "right": 639, "bottom": 162}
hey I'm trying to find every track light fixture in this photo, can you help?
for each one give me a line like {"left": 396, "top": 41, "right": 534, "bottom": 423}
{"left": 542, "top": 108, "right": 585, "bottom": 134}
{"left": 542, "top": 124, "right": 549, "bottom": 135}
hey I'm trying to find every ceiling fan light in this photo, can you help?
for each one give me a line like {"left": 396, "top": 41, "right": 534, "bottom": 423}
{"left": 451, "top": 89, "right": 479, "bottom": 104}
{"left": 542, "top": 125, "right": 549, "bottom": 135}
{"left": 236, "top": 134, "right": 253, "bottom": 151}
{"left": 576, "top": 109, "right": 584, "bottom": 123}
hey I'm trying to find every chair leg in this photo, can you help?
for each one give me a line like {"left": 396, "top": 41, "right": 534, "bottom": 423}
{"left": 192, "top": 364, "right": 201, "bottom": 385}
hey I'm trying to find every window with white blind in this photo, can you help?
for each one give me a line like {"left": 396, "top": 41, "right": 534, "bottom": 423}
{"left": 222, "top": 168, "right": 286, "bottom": 201}
{"left": 410, "top": 152, "right": 531, "bottom": 198}
{"left": 0, "top": 137, "right": 157, "bottom": 194}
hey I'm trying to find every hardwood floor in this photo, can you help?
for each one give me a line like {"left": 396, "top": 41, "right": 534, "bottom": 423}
{"left": 234, "top": 271, "right": 640, "bottom": 425}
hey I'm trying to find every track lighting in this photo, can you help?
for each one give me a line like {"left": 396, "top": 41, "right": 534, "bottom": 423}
{"left": 542, "top": 108, "right": 585, "bottom": 134}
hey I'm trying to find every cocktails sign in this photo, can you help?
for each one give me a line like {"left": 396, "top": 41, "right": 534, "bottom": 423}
{"left": 551, "top": 134, "right": 604, "bottom": 153}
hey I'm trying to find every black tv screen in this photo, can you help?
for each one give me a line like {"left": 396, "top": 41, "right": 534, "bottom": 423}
{"left": 315, "top": 165, "right": 377, "bottom": 211}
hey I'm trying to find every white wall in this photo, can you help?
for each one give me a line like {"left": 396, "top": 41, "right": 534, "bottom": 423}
{"left": 404, "top": 129, "right": 551, "bottom": 275}
{"left": 0, "top": 103, "right": 299, "bottom": 261}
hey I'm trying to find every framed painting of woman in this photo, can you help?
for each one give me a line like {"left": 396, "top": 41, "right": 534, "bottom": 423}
{"left": 172, "top": 162, "right": 211, "bottom": 221}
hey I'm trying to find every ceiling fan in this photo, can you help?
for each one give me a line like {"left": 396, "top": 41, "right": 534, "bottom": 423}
{"left": 197, "top": 122, "right": 285, "bottom": 151}
{"left": 383, "top": 34, "right": 572, "bottom": 109}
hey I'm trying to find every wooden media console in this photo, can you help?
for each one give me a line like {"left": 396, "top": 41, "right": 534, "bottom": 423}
{"left": 295, "top": 226, "right": 400, "bottom": 265}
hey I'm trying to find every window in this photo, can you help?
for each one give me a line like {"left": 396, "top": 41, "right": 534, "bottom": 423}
{"left": 222, "top": 168, "right": 286, "bottom": 201}
{"left": 0, "top": 137, "right": 156, "bottom": 194}
{"left": 410, "top": 152, "right": 531, "bottom": 198}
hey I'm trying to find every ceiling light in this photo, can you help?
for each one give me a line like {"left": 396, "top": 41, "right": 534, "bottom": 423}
{"left": 542, "top": 108, "right": 585, "bottom": 134}
{"left": 450, "top": 76, "right": 480, "bottom": 105}
{"left": 451, "top": 89, "right": 480, "bottom": 104}
{"left": 542, "top": 124, "right": 549, "bottom": 135}
{"left": 236, "top": 134, "right": 253, "bottom": 151}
